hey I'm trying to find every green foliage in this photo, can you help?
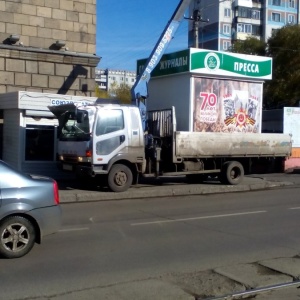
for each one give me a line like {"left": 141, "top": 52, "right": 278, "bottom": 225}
{"left": 264, "top": 24, "right": 300, "bottom": 108}
{"left": 95, "top": 82, "right": 132, "bottom": 104}
{"left": 229, "top": 36, "right": 266, "bottom": 56}
{"left": 95, "top": 85, "right": 109, "bottom": 98}
{"left": 115, "top": 83, "right": 132, "bottom": 104}
{"left": 109, "top": 83, "right": 132, "bottom": 104}
{"left": 229, "top": 26, "right": 300, "bottom": 108}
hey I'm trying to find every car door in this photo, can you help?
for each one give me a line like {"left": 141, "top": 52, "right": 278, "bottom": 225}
{"left": 92, "top": 108, "right": 128, "bottom": 165}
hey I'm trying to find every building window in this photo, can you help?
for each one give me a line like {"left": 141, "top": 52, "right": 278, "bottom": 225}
{"left": 223, "top": 24, "right": 231, "bottom": 35}
{"left": 239, "top": 7, "right": 250, "bottom": 18}
{"left": 25, "top": 125, "right": 55, "bottom": 161}
{"left": 223, "top": 41, "right": 231, "bottom": 50}
{"left": 289, "top": 0, "right": 295, "bottom": 8}
{"left": 272, "top": 0, "right": 281, "bottom": 5}
{"left": 272, "top": 13, "right": 281, "bottom": 22}
{"left": 224, "top": 8, "right": 231, "bottom": 17}
{"left": 252, "top": 25, "right": 262, "bottom": 35}
{"left": 237, "top": 23, "right": 252, "bottom": 33}
{"left": 288, "top": 14, "right": 295, "bottom": 24}
{"left": 251, "top": 10, "right": 260, "bottom": 20}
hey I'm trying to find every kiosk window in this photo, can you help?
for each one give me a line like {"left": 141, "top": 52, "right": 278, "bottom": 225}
{"left": 25, "top": 125, "right": 55, "bottom": 161}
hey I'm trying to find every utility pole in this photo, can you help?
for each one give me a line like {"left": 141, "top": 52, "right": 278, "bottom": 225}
{"left": 185, "top": 9, "right": 209, "bottom": 48}
{"left": 193, "top": 9, "right": 201, "bottom": 48}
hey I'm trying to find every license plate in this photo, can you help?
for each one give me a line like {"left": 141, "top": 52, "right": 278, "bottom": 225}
{"left": 63, "top": 164, "right": 73, "bottom": 171}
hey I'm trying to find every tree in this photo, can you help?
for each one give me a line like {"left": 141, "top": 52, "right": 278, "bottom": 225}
{"left": 264, "top": 24, "right": 300, "bottom": 108}
{"left": 95, "top": 85, "right": 109, "bottom": 98}
{"left": 114, "top": 83, "right": 131, "bottom": 104}
{"left": 95, "top": 82, "right": 132, "bottom": 104}
{"left": 109, "top": 83, "right": 132, "bottom": 104}
{"left": 229, "top": 36, "right": 266, "bottom": 56}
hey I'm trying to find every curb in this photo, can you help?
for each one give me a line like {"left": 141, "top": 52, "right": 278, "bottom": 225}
{"left": 58, "top": 178, "right": 293, "bottom": 203}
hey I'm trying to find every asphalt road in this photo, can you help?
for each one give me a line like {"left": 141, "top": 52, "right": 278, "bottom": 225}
{"left": 1, "top": 183, "right": 300, "bottom": 299}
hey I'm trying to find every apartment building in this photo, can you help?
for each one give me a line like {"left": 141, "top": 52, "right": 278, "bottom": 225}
{"left": 95, "top": 68, "right": 136, "bottom": 91}
{"left": 188, "top": 0, "right": 299, "bottom": 51}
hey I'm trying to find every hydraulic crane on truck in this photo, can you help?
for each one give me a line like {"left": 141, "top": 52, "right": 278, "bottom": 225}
{"left": 130, "top": 0, "right": 193, "bottom": 129}
{"left": 48, "top": 0, "right": 292, "bottom": 193}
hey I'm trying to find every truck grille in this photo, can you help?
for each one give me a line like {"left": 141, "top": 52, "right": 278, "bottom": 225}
{"left": 62, "top": 154, "right": 79, "bottom": 163}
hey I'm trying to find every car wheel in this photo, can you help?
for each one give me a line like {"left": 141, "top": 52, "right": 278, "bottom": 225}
{"left": 108, "top": 164, "right": 133, "bottom": 192}
{"left": 0, "top": 216, "right": 36, "bottom": 259}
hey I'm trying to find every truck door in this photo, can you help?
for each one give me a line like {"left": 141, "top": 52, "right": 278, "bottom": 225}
{"left": 93, "top": 107, "right": 128, "bottom": 165}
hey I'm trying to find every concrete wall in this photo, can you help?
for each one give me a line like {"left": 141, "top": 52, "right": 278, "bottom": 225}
{"left": 0, "top": 0, "right": 100, "bottom": 96}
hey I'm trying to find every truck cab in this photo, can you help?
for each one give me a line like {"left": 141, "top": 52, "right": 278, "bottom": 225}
{"left": 49, "top": 103, "right": 145, "bottom": 191}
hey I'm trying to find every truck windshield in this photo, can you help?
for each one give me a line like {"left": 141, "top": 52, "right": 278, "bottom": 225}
{"left": 59, "top": 110, "right": 90, "bottom": 141}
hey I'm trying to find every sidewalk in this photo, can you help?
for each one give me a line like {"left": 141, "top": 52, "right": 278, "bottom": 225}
{"left": 57, "top": 174, "right": 295, "bottom": 203}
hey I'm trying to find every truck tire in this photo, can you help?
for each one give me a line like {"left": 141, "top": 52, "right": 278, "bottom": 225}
{"left": 220, "top": 161, "right": 244, "bottom": 185}
{"left": 108, "top": 164, "right": 133, "bottom": 192}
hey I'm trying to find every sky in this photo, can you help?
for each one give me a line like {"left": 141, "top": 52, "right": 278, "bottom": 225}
{"left": 96, "top": 1, "right": 192, "bottom": 71}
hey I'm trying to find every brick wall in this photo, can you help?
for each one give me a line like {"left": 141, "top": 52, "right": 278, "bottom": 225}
{"left": 0, "top": 0, "right": 100, "bottom": 96}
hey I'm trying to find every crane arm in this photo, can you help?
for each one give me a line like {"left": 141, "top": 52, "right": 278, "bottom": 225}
{"left": 130, "top": 0, "right": 192, "bottom": 126}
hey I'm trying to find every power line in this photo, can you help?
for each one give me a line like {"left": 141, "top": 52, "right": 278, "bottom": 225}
{"left": 97, "top": 0, "right": 190, "bottom": 70}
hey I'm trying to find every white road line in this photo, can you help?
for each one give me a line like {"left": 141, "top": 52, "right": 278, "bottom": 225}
{"left": 289, "top": 207, "right": 300, "bottom": 210}
{"left": 131, "top": 210, "right": 267, "bottom": 226}
{"left": 59, "top": 227, "right": 89, "bottom": 232}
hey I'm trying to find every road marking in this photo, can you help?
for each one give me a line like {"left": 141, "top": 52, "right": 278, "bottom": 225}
{"left": 131, "top": 210, "right": 267, "bottom": 226}
{"left": 289, "top": 207, "right": 300, "bottom": 210}
{"left": 59, "top": 227, "right": 89, "bottom": 232}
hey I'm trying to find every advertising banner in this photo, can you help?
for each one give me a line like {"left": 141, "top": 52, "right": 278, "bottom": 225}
{"left": 284, "top": 107, "right": 300, "bottom": 147}
{"left": 190, "top": 49, "right": 272, "bottom": 80}
{"left": 136, "top": 48, "right": 272, "bottom": 80}
{"left": 136, "top": 49, "right": 189, "bottom": 77}
{"left": 193, "top": 78, "right": 262, "bottom": 133}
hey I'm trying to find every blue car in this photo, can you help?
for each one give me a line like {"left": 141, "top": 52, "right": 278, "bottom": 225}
{"left": 0, "top": 160, "right": 62, "bottom": 258}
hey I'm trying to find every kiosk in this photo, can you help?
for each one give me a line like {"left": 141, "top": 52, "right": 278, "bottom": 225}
{"left": 0, "top": 91, "right": 96, "bottom": 179}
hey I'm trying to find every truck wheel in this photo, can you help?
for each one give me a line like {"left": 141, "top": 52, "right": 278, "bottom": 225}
{"left": 221, "top": 161, "right": 244, "bottom": 185}
{"left": 108, "top": 164, "right": 133, "bottom": 192}
{"left": 219, "top": 162, "right": 230, "bottom": 184}
{"left": 0, "top": 216, "right": 36, "bottom": 259}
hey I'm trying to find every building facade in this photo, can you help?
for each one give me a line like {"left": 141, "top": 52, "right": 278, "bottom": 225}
{"left": 0, "top": 0, "right": 100, "bottom": 96}
{"left": 95, "top": 68, "right": 136, "bottom": 92}
{"left": 0, "top": 0, "right": 100, "bottom": 178}
{"left": 188, "top": 0, "right": 299, "bottom": 51}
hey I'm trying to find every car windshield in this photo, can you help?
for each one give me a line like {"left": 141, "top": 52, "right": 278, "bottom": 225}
{"left": 59, "top": 110, "right": 90, "bottom": 141}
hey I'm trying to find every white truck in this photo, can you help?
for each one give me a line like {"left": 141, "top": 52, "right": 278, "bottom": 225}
{"left": 48, "top": 0, "right": 292, "bottom": 192}
{"left": 49, "top": 103, "right": 291, "bottom": 192}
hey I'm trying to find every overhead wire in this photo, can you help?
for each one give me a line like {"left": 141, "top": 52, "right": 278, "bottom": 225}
{"left": 97, "top": 0, "right": 231, "bottom": 70}
{"left": 97, "top": 0, "right": 190, "bottom": 71}
{"left": 98, "top": 22, "right": 189, "bottom": 70}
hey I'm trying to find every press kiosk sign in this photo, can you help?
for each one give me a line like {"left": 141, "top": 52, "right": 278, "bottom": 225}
{"left": 143, "top": 48, "right": 272, "bottom": 134}
{"left": 191, "top": 49, "right": 272, "bottom": 79}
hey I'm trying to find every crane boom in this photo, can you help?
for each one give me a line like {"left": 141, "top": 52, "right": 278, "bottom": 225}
{"left": 131, "top": 0, "right": 192, "bottom": 127}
